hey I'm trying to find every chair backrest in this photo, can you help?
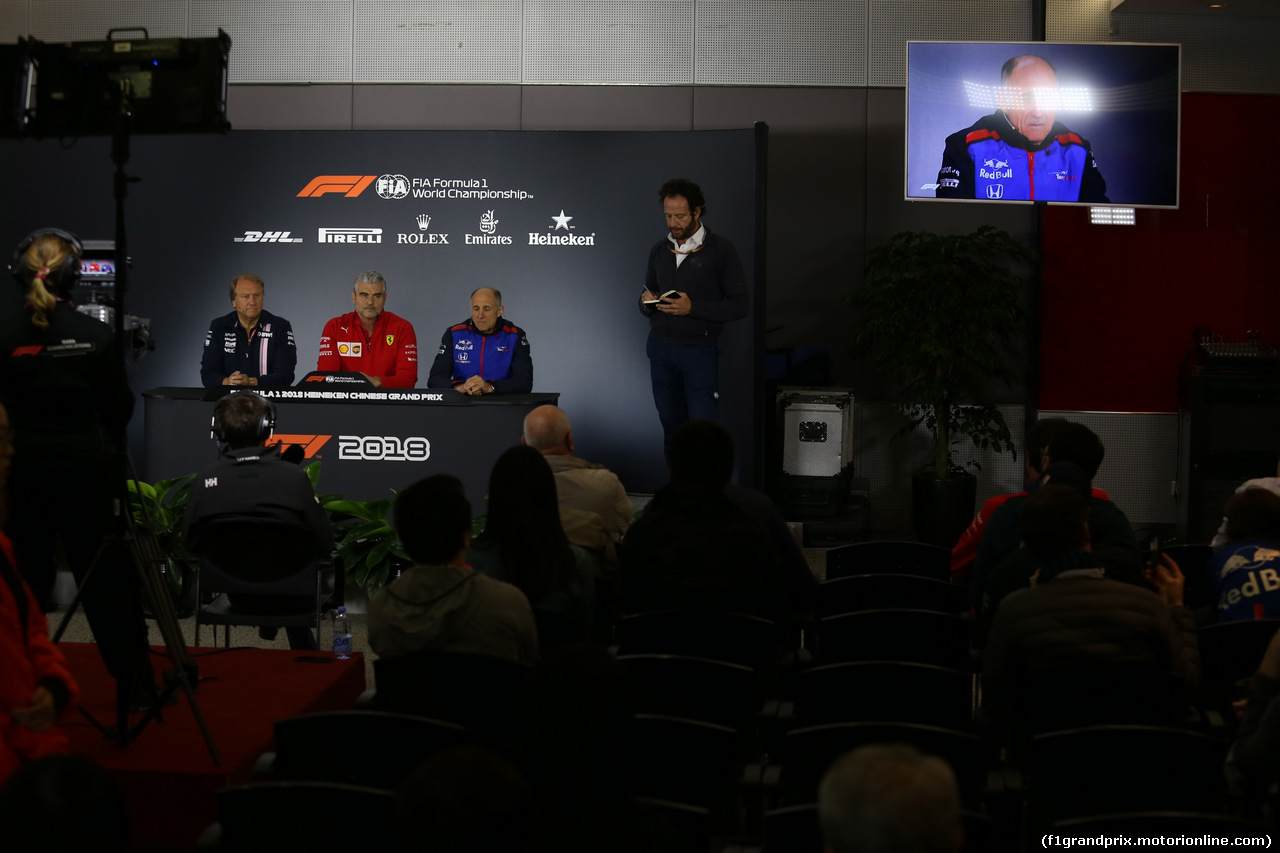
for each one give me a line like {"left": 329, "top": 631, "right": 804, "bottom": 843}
{"left": 825, "top": 540, "right": 951, "bottom": 581}
{"left": 624, "top": 713, "right": 741, "bottom": 808}
{"left": 816, "top": 609, "right": 975, "bottom": 669}
{"left": 617, "top": 653, "right": 759, "bottom": 727}
{"left": 191, "top": 519, "right": 325, "bottom": 596}
{"left": 216, "top": 781, "right": 396, "bottom": 851}
{"left": 270, "top": 710, "right": 468, "bottom": 788}
{"left": 1051, "top": 810, "right": 1270, "bottom": 838}
{"left": 762, "top": 803, "right": 992, "bottom": 853}
{"left": 371, "top": 649, "right": 531, "bottom": 731}
{"left": 998, "top": 662, "right": 1186, "bottom": 738}
{"left": 1028, "top": 725, "right": 1229, "bottom": 824}
{"left": 783, "top": 722, "right": 985, "bottom": 804}
{"left": 1196, "top": 618, "right": 1280, "bottom": 708}
{"left": 816, "top": 573, "right": 964, "bottom": 617}
{"left": 616, "top": 609, "right": 778, "bottom": 667}
{"left": 796, "top": 660, "right": 975, "bottom": 728}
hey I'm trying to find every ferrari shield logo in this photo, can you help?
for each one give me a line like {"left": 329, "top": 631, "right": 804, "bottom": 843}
{"left": 386, "top": 335, "right": 395, "bottom": 346}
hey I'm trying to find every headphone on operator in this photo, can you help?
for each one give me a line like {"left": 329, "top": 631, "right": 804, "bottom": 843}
{"left": 211, "top": 391, "right": 277, "bottom": 446}
{"left": 8, "top": 227, "right": 84, "bottom": 296}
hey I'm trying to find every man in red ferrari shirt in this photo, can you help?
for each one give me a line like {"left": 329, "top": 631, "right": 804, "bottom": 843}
{"left": 951, "top": 417, "right": 1110, "bottom": 581}
{"left": 317, "top": 271, "right": 418, "bottom": 387}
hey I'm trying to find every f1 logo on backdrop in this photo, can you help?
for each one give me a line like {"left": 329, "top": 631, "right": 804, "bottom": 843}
{"left": 266, "top": 435, "right": 332, "bottom": 458}
{"left": 297, "top": 176, "right": 377, "bottom": 198}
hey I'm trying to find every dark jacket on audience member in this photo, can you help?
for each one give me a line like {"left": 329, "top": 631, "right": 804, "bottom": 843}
{"left": 981, "top": 563, "right": 1200, "bottom": 724}
{"left": 621, "top": 482, "right": 781, "bottom": 619}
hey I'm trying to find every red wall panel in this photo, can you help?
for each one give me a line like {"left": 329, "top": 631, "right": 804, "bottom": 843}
{"left": 1039, "top": 93, "right": 1280, "bottom": 413}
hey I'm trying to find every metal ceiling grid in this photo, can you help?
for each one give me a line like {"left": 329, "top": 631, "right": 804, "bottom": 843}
{"left": 353, "top": 0, "right": 522, "bottom": 84}
{"left": 867, "top": 0, "right": 1033, "bottom": 87}
{"left": 27, "top": 0, "right": 187, "bottom": 42}
{"left": 521, "top": 0, "right": 695, "bottom": 85}
{"left": 191, "top": 0, "right": 353, "bottom": 84}
{"left": 695, "top": 0, "right": 867, "bottom": 87}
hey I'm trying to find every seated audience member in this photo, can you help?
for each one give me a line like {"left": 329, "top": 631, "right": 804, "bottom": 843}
{"left": 0, "top": 401, "right": 80, "bottom": 785}
{"left": 369, "top": 475, "right": 538, "bottom": 663}
{"left": 818, "top": 744, "right": 963, "bottom": 853}
{"left": 977, "top": 462, "right": 1143, "bottom": 635}
{"left": 952, "top": 417, "right": 1112, "bottom": 581}
{"left": 622, "top": 419, "right": 782, "bottom": 619}
{"left": 1211, "top": 455, "right": 1280, "bottom": 547}
{"left": 467, "top": 446, "right": 596, "bottom": 650}
{"left": 522, "top": 405, "right": 633, "bottom": 542}
{"left": 394, "top": 746, "right": 534, "bottom": 853}
{"left": 0, "top": 754, "right": 129, "bottom": 853}
{"left": 182, "top": 391, "right": 334, "bottom": 650}
{"left": 1226, "top": 628, "right": 1280, "bottom": 804}
{"left": 981, "top": 485, "right": 1198, "bottom": 729}
{"left": 972, "top": 420, "right": 1136, "bottom": 607}
{"left": 1212, "top": 487, "right": 1280, "bottom": 622}
{"left": 503, "top": 643, "right": 696, "bottom": 853}
{"left": 426, "top": 287, "right": 532, "bottom": 395}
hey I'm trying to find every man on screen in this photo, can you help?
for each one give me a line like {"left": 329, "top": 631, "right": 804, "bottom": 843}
{"left": 638, "top": 178, "right": 748, "bottom": 448}
{"left": 936, "top": 55, "right": 1108, "bottom": 203}
{"left": 200, "top": 273, "right": 297, "bottom": 388}
{"left": 317, "top": 270, "right": 418, "bottom": 387}
{"left": 426, "top": 287, "right": 532, "bottom": 395}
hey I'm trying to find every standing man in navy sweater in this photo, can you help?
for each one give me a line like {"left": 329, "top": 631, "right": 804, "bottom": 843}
{"left": 638, "top": 178, "right": 748, "bottom": 447}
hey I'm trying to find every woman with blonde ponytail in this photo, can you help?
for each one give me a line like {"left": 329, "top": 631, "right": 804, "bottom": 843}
{"left": 0, "top": 228, "right": 153, "bottom": 717}
{"left": 19, "top": 232, "right": 70, "bottom": 330}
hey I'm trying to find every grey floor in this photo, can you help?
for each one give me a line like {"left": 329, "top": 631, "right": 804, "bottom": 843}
{"left": 50, "top": 603, "right": 379, "bottom": 693}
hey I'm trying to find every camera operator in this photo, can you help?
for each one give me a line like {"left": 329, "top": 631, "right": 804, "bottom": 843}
{"left": 0, "top": 228, "right": 153, "bottom": 716}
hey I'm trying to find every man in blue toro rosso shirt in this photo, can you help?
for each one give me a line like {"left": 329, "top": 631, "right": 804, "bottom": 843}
{"left": 427, "top": 286, "right": 533, "bottom": 395}
{"left": 200, "top": 272, "right": 297, "bottom": 388}
{"left": 936, "top": 55, "right": 1108, "bottom": 203}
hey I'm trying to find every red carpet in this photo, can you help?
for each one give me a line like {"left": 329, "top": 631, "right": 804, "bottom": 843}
{"left": 58, "top": 643, "right": 366, "bottom": 852}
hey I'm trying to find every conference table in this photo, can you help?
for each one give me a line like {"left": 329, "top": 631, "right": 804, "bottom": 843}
{"left": 142, "top": 386, "right": 559, "bottom": 508}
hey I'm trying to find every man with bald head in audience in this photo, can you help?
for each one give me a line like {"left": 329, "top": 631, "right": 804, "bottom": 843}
{"left": 522, "top": 405, "right": 632, "bottom": 542}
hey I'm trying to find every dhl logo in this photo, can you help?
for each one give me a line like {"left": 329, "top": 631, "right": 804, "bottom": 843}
{"left": 266, "top": 434, "right": 332, "bottom": 458}
{"left": 297, "top": 176, "right": 377, "bottom": 198}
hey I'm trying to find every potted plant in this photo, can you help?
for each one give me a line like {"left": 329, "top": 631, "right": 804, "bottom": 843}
{"left": 852, "top": 226, "right": 1034, "bottom": 546}
{"left": 322, "top": 492, "right": 410, "bottom": 598}
{"left": 126, "top": 472, "right": 198, "bottom": 614}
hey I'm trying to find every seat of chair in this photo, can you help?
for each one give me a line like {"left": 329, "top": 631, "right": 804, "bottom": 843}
{"left": 189, "top": 519, "right": 336, "bottom": 646}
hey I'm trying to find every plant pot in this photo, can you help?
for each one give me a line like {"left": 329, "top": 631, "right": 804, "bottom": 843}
{"left": 911, "top": 471, "right": 978, "bottom": 549}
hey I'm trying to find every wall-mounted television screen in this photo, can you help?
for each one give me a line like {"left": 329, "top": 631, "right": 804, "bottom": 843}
{"left": 906, "top": 41, "right": 1180, "bottom": 208}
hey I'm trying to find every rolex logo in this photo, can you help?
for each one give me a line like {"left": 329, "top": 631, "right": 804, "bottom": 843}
{"left": 417, "top": 213, "right": 431, "bottom": 231}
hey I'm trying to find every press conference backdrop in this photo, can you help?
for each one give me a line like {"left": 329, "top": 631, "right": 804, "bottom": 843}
{"left": 0, "top": 129, "right": 763, "bottom": 497}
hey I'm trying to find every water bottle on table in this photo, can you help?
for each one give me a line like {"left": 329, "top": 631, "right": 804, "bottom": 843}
{"left": 332, "top": 605, "right": 352, "bottom": 660}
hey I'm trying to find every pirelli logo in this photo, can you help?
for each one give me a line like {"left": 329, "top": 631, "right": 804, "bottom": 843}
{"left": 297, "top": 176, "right": 377, "bottom": 198}
{"left": 267, "top": 434, "right": 332, "bottom": 458}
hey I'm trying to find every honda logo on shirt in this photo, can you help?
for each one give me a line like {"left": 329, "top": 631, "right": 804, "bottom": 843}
{"left": 986, "top": 185, "right": 1004, "bottom": 199}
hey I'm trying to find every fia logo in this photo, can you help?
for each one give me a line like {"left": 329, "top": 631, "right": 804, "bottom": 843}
{"left": 377, "top": 174, "right": 410, "bottom": 200}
